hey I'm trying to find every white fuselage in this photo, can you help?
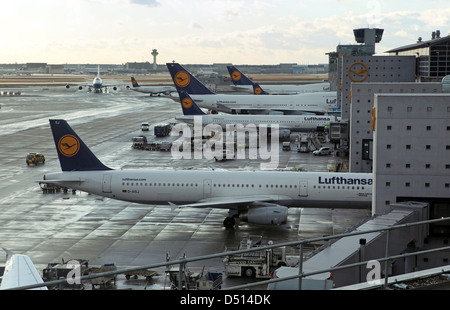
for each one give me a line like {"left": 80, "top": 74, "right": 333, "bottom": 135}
{"left": 232, "top": 82, "right": 331, "bottom": 95}
{"left": 93, "top": 76, "right": 102, "bottom": 90}
{"left": 175, "top": 114, "right": 336, "bottom": 132}
{"left": 132, "top": 85, "right": 176, "bottom": 94}
{"left": 189, "top": 91, "right": 337, "bottom": 114}
{"left": 44, "top": 170, "right": 372, "bottom": 209}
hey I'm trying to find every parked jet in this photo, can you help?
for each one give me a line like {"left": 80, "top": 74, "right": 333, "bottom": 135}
{"left": 175, "top": 90, "right": 336, "bottom": 139}
{"left": 227, "top": 65, "right": 330, "bottom": 95}
{"left": 65, "top": 65, "right": 119, "bottom": 93}
{"left": 0, "top": 249, "right": 47, "bottom": 290}
{"left": 127, "top": 77, "right": 176, "bottom": 96}
{"left": 166, "top": 63, "right": 337, "bottom": 115}
{"left": 43, "top": 119, "right": 372, "bottom": 228}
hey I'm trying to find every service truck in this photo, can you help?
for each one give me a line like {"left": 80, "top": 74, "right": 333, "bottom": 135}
{"left": 223, "top": 236, "right": 298, "bottom": 278}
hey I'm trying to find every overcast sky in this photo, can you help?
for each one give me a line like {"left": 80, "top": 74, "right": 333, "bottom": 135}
{"left": 1, "top": 0, "right": 449, "bottom": 65}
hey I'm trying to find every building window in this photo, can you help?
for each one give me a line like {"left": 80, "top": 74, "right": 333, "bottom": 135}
{"left": 427, "top": 107, "right": 432, "bottom": 112}
{"left": 387, "top": 125, "right": 392, "bottom": 130}
{"left": 405, "top": 182, "right": 410, "bottom": 187}
{"left": 386, "top": 144, "right": 391, "bottom": 149}
{"left": 386, "top": 182, "right": 390, "bottom": 187}
{"left": 425, "top": 183, "right": 430, "bottom": 188}
{"left": 426, "top": 145, "right": 431, "bottom": 150}
{"left": 386, "top": 163, "right": 391, "bottom": 168}
{"left": 407, "top": 107, "right": 412, "bottom": 112}
{"left": 407, "top": 126, "right": 411, "bottom": 131}
{"left": 406, "top": 145, "right": 411, "bottom": 149}
{"left": 426, "top": 164, "right": 431, "bottom": 169}
{"left": 406, "top": 164, "right": 410, "bottom": 168}
{"left": 426, "top": 126, "right": 431, "bottom": 131}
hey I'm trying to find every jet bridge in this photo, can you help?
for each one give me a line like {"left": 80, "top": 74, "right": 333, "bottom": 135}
{"left": 272, "top": 201, "right": 430, "bottom": 289}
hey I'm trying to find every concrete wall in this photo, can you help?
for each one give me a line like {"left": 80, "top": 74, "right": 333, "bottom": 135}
{"left": 338, "top": 56, "right": 416, "bottom": 122}
{"left": 373, "top": 94, "right": 450, "bottom": 215}
{"left": 350, "top": 83, "right": 442, "bottom": 173}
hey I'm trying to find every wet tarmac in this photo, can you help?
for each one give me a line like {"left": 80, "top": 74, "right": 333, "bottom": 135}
{"left": 0, "top": 80, "right": 371, "bottom": 289}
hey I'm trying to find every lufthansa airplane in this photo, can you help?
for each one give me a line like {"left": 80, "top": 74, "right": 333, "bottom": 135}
{"left": 127, "top": 77, "right": 176, "bottom": 96}
{"left": 43, "top": 119, "right": 372, "bottom": 228}
{"left": 175, "top": 90, "right": 337, "bottom": 138}
{"left": 65, "top": 65, "right": 120, "bottom": 93}
{"left": 166, "top": 63, "right": 337, "bottom": 115}
{"left": 227, "top": 65, "right": 331, "bottom": 95}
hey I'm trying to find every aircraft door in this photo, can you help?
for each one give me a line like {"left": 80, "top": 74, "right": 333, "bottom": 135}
{"left": 299, "top": 180, "right": 308, "bottom": 197}
{"left": 102, "top": 174, "right": 112, "bottom": 193}
{"left": 203, "top": 179, "right": 212, "bottom": 199}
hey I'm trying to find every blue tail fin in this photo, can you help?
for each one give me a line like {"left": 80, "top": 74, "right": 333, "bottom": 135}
{"left": 252, "top": 82, "right": 268, "bottom": 95}
{"left": 178, "top": 91, "right": 206, "bottom": 115}
{"left": 49, "top": 119, "right": 111, "bottom": 171}
{"left": 131, "top": 77, "right": 140, "bottom": 88}
{"left": 227, "top": 65, "right": 254, "bottom": 86}
{"left": 166, "top": 63, "right": 215, "bottom": 95}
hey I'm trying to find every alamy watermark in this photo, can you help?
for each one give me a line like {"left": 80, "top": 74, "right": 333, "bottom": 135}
{"left": 65, "top": 260, "right": 82, "bottom": 285}
{"left": 170, "top": 116, "right": 280, "bottom": 170}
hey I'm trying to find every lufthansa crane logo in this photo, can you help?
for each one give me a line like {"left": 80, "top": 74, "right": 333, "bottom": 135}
{"left": 254, "top": 87, "right": 262, "bottom": 95}
{"left": 231, "top": 71, "right": 241, "bottom": 82}
{"left": 348, "top": 62, "right": 369, "bottom": 82}
{"left": 182, "top": 97, "right": 193, "bottom": 109}
{"left": 174, "top": 71, "right": 190, "bottom": 88}
{"left": 58, "top": 135, "right": 80, "bottom": 157}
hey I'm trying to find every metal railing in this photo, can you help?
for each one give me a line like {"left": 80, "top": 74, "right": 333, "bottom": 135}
{"left": 7, "top": 216, "right": 450, "bottom": 290}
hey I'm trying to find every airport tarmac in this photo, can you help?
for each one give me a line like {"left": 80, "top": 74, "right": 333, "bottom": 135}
{"left": 0, "top": 78, "right": 371, "bottom": 289}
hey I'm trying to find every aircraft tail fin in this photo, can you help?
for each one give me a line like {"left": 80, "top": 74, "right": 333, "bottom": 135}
{"left": 131, "top": 77, "right": 140, "bottom": 88}
{"left": 227, "top": 65, "right": 255, "bottom": 86}
{"left": 166, "top": 63, "right": 215, "bottom": 95}
{"left": 49, "top": 119, "right": 112, "bottom": 171}
{"left": 178, "top": 91, "right": 206, "bottom": 115}
{"left": 252, "top": 82, "right": 269, "bottom": 95}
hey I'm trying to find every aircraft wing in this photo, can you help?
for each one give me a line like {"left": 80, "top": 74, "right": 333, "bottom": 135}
{"left": 0, "top": 250, "right": 47, "bottom": 290}
{"left": 169, "top": 195, "right": 290, "bottom": 209}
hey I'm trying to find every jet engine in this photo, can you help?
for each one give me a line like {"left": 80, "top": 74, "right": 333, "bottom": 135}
{"left": 279, "top": 129, "right": 291, "bottom": 140}
{"left": 239, "top": 204, "right": 288, "bottom": 225}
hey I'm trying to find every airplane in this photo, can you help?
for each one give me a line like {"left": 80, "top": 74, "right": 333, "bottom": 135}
{"left": 65, "top": 65, "right": 120, "bottom": 93}
{"left": 166, "top": 63, "right": 337, "bottom": 115}
{"left": 227, "top": 65, "right": 331, "bottom": 95}
{"left": 0, "top": 249, "right": 47, "bottom": 290}
{"left": 175, "top": 90, "right": 337, "bottom": 139}
{"left": 127, "top": 77, "right": 176, "bottom": 96}
{"left": 43, "top": 119, "right": 372, "bottom": 228}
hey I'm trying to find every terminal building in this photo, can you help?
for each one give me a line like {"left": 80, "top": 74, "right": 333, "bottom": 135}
{"left": 386, "top": 30, "right": 450, "bottom": 82}
{"left": 275, "top": 28, "right": 450, "bottom": 289}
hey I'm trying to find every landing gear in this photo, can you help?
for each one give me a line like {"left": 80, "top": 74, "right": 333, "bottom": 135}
{"left": 223, "top": 210, "right": 240, "bottom": 229}
{"left": 223, "top": 217, "right": 235, "bottom": 229}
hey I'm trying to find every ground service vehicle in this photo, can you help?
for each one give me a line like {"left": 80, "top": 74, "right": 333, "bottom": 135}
{"left": 154, "top": 124, "right": 171, "bottom": 137}
{"left": 313, "top": 147, "right": 332, "bottom": 156}
{"left": 26, "top": 153, "right": 45, "bottom": 165}
{"left": 224, "top": 236, "right": 298, "bottom": 278}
